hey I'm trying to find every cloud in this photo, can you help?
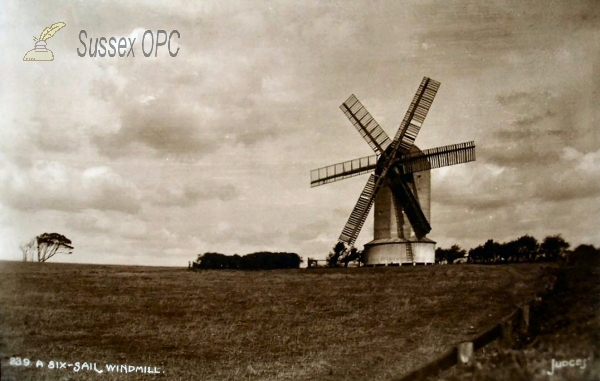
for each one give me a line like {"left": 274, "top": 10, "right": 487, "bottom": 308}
{"left": 92, "top": 96, "right": 218, "bottom": 158}
{"left": 87, "top": 51, "right": 287, "bottom": 159}
{"left": 480, "top": 145, "right": 561, "bottom": 168}
{"left": 152, "top": 182, "right": 238, "bottom": 207}
{"left": 25, "top": 117, "right": 81, "bottom": 153}
{"left": 495, "top": 90, "right": 554, "bottom": 107}
{"left": 511, "top": 110, "right": 556, "bottom": 128}
{"left": 438, "top": 144, "right": 600, "bottom": 207}
{"left": 66, "top": 210, "right": 148, "bottom": 239}
{"left": 484, "top": 85, "right": 595, "bottom": 168}
{"left": 0, "top": 161, "right": 142, "bottom": 214}
{"left": 200, "top": 221, "right": 281, "bottom": 249}
{"left": 532, "top": 147, "right": 600, "bottom": 202}
{"left": 288, "top": 219, "right": 332, "bottom": 242}
{"left": 495, "top": 126, "right": 566, "bottom": 141}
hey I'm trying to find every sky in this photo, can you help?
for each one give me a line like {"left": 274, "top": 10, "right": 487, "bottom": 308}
{"left": 0, "top": 0, "right": 598, "bottom": 266}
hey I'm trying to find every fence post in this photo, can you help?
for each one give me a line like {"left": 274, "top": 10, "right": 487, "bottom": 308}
{"left": 457, "top": 342, "right": 473, "bottom": 366}
{"left": 520, "top": 304, "right": 530, "bottom": 334}
{"left": 501, "top": 320, "right": 513, "bottom": 347}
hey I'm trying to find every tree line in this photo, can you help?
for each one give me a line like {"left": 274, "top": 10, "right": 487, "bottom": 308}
{"left": 191, "top": 251, "right": 303, "bottom": 270}
{"left": 318, "top": 234, "right": 580, "bottom": 267}
{"left": 436, "top": 234, "right": 571, "bottom": 264}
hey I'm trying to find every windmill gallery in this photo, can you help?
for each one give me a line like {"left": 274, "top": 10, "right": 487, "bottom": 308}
{"left": 311, "top": 77, "right": 476, "bottom": 266}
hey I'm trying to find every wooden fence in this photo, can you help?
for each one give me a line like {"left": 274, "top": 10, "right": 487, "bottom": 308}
{"left": 390, "top": 303, "right": 531, "bottom": 380}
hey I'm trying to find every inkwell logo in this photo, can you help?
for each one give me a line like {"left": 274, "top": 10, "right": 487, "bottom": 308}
{"left": 23, "top": 22, "right": 66, "bottom": 61}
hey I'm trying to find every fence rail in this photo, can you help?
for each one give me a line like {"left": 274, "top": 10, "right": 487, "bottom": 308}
{"left": 391, "top": 303, "right": 531, "bottom": 381}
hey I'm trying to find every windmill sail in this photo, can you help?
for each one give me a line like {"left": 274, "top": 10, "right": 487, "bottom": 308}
{"left": 392, "top": 77, "right": 441, "bottom": 154}
{"left": 339, "top": 174, "right": 384, "bottom": 246}
{"left": 310, "top": 155, "right": 378, "bottom": 187}
{"left": 396, "top": 141, "right": 475, "bottom": 174}
{"left": 388, "top": 170, "right": 431, "bottom": 238}
{"left": 391, "top": 191, "right": 408, "bottom": 239}
{"left": 340, "top": 95, "right": 392, "bottom": 156}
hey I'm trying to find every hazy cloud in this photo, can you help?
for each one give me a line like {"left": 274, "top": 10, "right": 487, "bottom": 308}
{"left": 495, "top": 90, "right": 554, "bottom": 107}
{"left": 0, "top": 162, "right": 141, "bottom": 214}
{"left": 481, "top": 145, "right": 561, "bottom": 168}
{"left": 432, "top": 143, "right": 600, "bottom": 250}
{"left": 67, "top": 210, "right": 148, "bottom": 239}
{"left": 93, "top": 97, "right": 218, "bottom": 158}
{"left": 152, "top": 182, "right": 238, "bottom": 207}
{"left": 532, "top": 148, "right": 600, "bottom": 202}
{"left": 288, "top": 219, "right": 332, "bottom": 242}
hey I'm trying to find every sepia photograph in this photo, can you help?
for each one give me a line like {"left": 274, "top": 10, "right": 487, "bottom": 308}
{"left": 0, "top": 1, "right": 598, "bottom": 380}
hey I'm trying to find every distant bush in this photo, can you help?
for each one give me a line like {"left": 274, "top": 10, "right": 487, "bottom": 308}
{"left": 325, "top": 242, "right": 364, "bottom": 268}
{"left": 567, "top": 244, "right": 599, "bottom": 267}
{"left": 326, "top": 242, "right": 346, "bottom": 268}
{"left": 435, "top": 244, "right": 466, "bottom": 264}
{"left": 242, "top": 252, "right": 303, "bottom": 270}
{"left": 192, "top": 251, "right": 302, "bottom": 270}
{"left": 539, "top": 235, "right": 570, "bottom": 261}
{"left": 193, "top": 252, "right": 241, "bottom": 269}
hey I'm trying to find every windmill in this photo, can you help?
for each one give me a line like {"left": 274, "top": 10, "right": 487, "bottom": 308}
{"left": 310, "top": 77, "right": 476, "bottom": 265}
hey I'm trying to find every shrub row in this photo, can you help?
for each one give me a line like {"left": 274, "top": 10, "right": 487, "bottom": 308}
{"left": 192, "top": 251, "right": 302, "bottom": 270}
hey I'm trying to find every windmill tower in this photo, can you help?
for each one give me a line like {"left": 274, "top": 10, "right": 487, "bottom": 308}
{"left": 310, "top": 77, "right": 476, "bottom": 265}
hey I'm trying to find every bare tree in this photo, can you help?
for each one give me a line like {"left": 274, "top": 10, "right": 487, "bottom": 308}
{"left": 19, "top": 238, "right": 37, "bottom": 262}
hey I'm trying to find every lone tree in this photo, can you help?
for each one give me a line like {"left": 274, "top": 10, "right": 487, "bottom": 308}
{"left": 21, "top": 233, "right": 74, "bottom": 262}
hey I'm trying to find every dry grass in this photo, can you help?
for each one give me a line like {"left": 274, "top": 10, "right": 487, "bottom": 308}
{"left": 0, "top": 262, "right": 553, "bottom": 380}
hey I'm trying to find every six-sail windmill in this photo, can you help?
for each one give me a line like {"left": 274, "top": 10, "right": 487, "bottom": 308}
{"left": 310, "top": 77, "right": 476, "bottom": 265}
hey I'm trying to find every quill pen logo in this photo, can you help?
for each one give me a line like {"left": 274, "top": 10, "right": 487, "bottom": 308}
{"left": 23, "top": 22, "right": 66, "bottom": 61}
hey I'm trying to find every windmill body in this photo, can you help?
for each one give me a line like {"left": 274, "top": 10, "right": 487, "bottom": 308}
{"left": 367, "top": 145, "right": 435, "bottom": 265}
{"left": 310, "top": 77, "right": 476, "bottom": 265}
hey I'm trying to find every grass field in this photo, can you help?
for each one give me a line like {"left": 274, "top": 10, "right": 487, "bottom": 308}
{"left": 0, "top": 262, "right": 553, "bottom": 381}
